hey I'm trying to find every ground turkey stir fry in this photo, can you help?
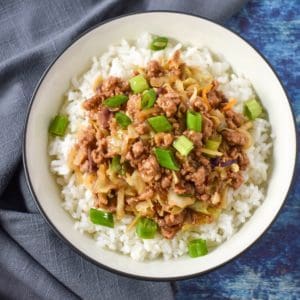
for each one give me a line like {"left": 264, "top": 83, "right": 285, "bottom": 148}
{"left": 68, "top": 50, "right": 254, "bottom": 240}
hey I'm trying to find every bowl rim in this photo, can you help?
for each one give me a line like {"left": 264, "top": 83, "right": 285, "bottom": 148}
{"left": 22, "top": 10, "right": 298, "bottom": 281}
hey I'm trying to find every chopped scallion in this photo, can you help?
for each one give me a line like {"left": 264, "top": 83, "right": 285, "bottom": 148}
{"left": 205, "top": 138, "right": 221, "bottom": 151}
{"left": 173, "top": 136, "right": 194, "bottom": 156}
{"left": 180, "top": 193, "right": 193, "bottom": 197}
{"left": 111, "top": 156, "right": 122, "bottom": 174}
{"left": 188, "top": 239, "right": 208, "bottom": 258}
{"left": 104, "top": 94, "right": 128, "bottom": 108}
{"left": 89, "top": 208, "right": 114, "bottom": 228}
{"left": 201, "top": 148, "right": 223, "bottom": 157}
{"left": 244, "top": 99, "right": 262, "bottom": 120}
{"left": 187, "top": 111, "right": 202, "bottom": 132}
{"left": 142, "top": 89, "right": 157, "bottom": 109}
{"left": 115, "top": 112, "right": 132, "bottom": 129}
{"left": 136, "top": 217, "right": 157, "bottom": 239}
{"left": 148, "top": 115, "right": 172, "bottom": 132}
{"left": 150, "top": 36, "right": 168, "bottom": 51}
{"left": 129, "top": 74, "right": 149, "bottom": 94}
{"left": 49, "top": 115, "right": 69, "bottom": 136}
{"left": 154, "top": 148, "right": 179, "bottom": 171}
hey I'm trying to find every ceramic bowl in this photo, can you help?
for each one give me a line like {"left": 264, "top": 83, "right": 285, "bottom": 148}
{"left": 23, "top": 12, "right": 297, "bottom": 280}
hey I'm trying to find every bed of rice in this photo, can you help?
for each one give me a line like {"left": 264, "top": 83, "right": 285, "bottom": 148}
{"left": 49, "top": 33, "right": 272, "bottom": 261}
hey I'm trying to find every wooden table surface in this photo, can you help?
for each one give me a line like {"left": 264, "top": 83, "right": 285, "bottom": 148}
{"left": 175, "top": 0, "right": 300, "bottom": 299}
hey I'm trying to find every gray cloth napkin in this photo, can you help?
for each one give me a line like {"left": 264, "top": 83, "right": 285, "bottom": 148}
{"left": 0, "top": 1, "right": 248, "bottom": 299}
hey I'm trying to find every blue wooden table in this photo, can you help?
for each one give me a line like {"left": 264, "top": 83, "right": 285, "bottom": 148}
{"left": 176, "top": 0, "right": 300, "bottom": 299}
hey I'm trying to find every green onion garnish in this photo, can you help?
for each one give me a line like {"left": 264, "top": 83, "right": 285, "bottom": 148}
{"left": 188, "top": 239, "right": 208, "bottom": 258}
{"left": 129, "top": 74, "right": 149, "bottom": 94}
{"left": 104, "top": 94, "right": 128, "bottom": 108}
{"left": 111, "top": 156, "right": 127, "bottom": 175}
{"left": 111, "top": 156, "right": 122, "bottom": 174}
{"left": 148, "top": 115, "right": 172, "bottom": 132}
{"left": 49, "top": 115, "right": 69, "bottom": 136}
{"left": 205, "top": 138, "right": 221, "bottom": 151}
{"left": 187, "top": 111, "right": 202, "bottom": 132}
{"left": 204, "top": 138, "right": 222, "bottom": 158}
{"left": 89, "top": 208, "right": 114, "bottom": 228}
{"left": 142, "top": 89, "right": 157, "bottom": 109}
{"left": 115, "top": 112, "right": 132, "bottom": 129}
{"left": 154, "top": 148, "right": 179, "bottom": 171}
{"left": 150, "top": 36, "right": 168, "bottom": 51}
{"left": 180, "top": 194, "right": 193, "bottom": 197}
{"left": 173, "top": 136, "right": 194, "bottom": 156}
{"left": 201, "top": 148, "right": 223, "bottom": 157}
{"left": 244, "top": 99, "right": 262, "bottom": 120}
{"left": 136, "top": 217, "right": 157, "bottom": 239}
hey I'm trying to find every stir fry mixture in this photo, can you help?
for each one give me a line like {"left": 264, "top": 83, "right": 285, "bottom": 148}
{"left": 50, "top": 37, "right": 263, "bottom": 256}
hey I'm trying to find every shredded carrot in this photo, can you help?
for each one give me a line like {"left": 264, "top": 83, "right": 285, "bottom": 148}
{"left": 201, "top": 83, "right": 213, "bottom": 110}
{"left": 223, "top": 98, "right": 237, "bottom": 111}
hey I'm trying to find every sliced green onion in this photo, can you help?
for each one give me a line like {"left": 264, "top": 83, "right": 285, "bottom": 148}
{"left": 201, "top": 148, "right": 223, "bottom": 157}
{"left": 188, "top": 239, "right": 208, "bottom": 258}
{"left": 111, "top": 156, "right": 128, "bottom": 175}
{"left": 142, "top": 89, "right": 157, "bottom": 109}
{"left": 104, "top": 94, "right": 128, "bottom": 108}
{"left": 89, "top": 208, "right": 114, "bottom": 228}
{"left": 244, "top": 99, "right": 262, "bottom": 120}
{"left": 129, "top": 75, "right": 149, "bottom": 94}
{"left": 154, "top": 148, "right": 179, "bottom": 171}
{"left": 205, "top": 138, "right": 221, "bottom": 151}
{"left": 150, "top": 36, "right": 168, "bottom": 51}
{"left": 180, "top": 193, "right": 193, "bottom": 197}
{"left": 148, "top": 115, "right": 172, "bottom": 132}
{"left": 111, "top": 156, "right": 122, "bottom": 174}
{"left": 173, "top": 136, "right": 194, "bottom": 156}
{"left": 187, "top": 111, "right": 202, "bottom": 132}
{"left": 115, "top": 112, "right": 132, "bottom": 129}
{"left": 136, "top": 217, "right": 157, "bottom": 239}
{"left": 204, "top": 136, "right": 222, "bottom": 158}
{"left": 49, "top": 115, "right": 69, "bottom": 136}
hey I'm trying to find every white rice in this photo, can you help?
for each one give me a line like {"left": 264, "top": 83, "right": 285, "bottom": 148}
{"left": 48, "top": 33, "right": 272, "bottom": 261}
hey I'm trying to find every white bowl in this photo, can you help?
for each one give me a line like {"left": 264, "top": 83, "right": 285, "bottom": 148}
{"left": 23, "top": 12, "right": 297, "bottom": 280}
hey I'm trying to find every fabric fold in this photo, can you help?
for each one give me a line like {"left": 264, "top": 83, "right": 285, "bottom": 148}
{"left": 0, "top": 227, "right": 79, "bottom": 300}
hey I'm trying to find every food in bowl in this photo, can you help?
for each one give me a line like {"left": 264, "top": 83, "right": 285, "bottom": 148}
{"left": 48, "top": 33, "right": 272, "bottom": 261}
